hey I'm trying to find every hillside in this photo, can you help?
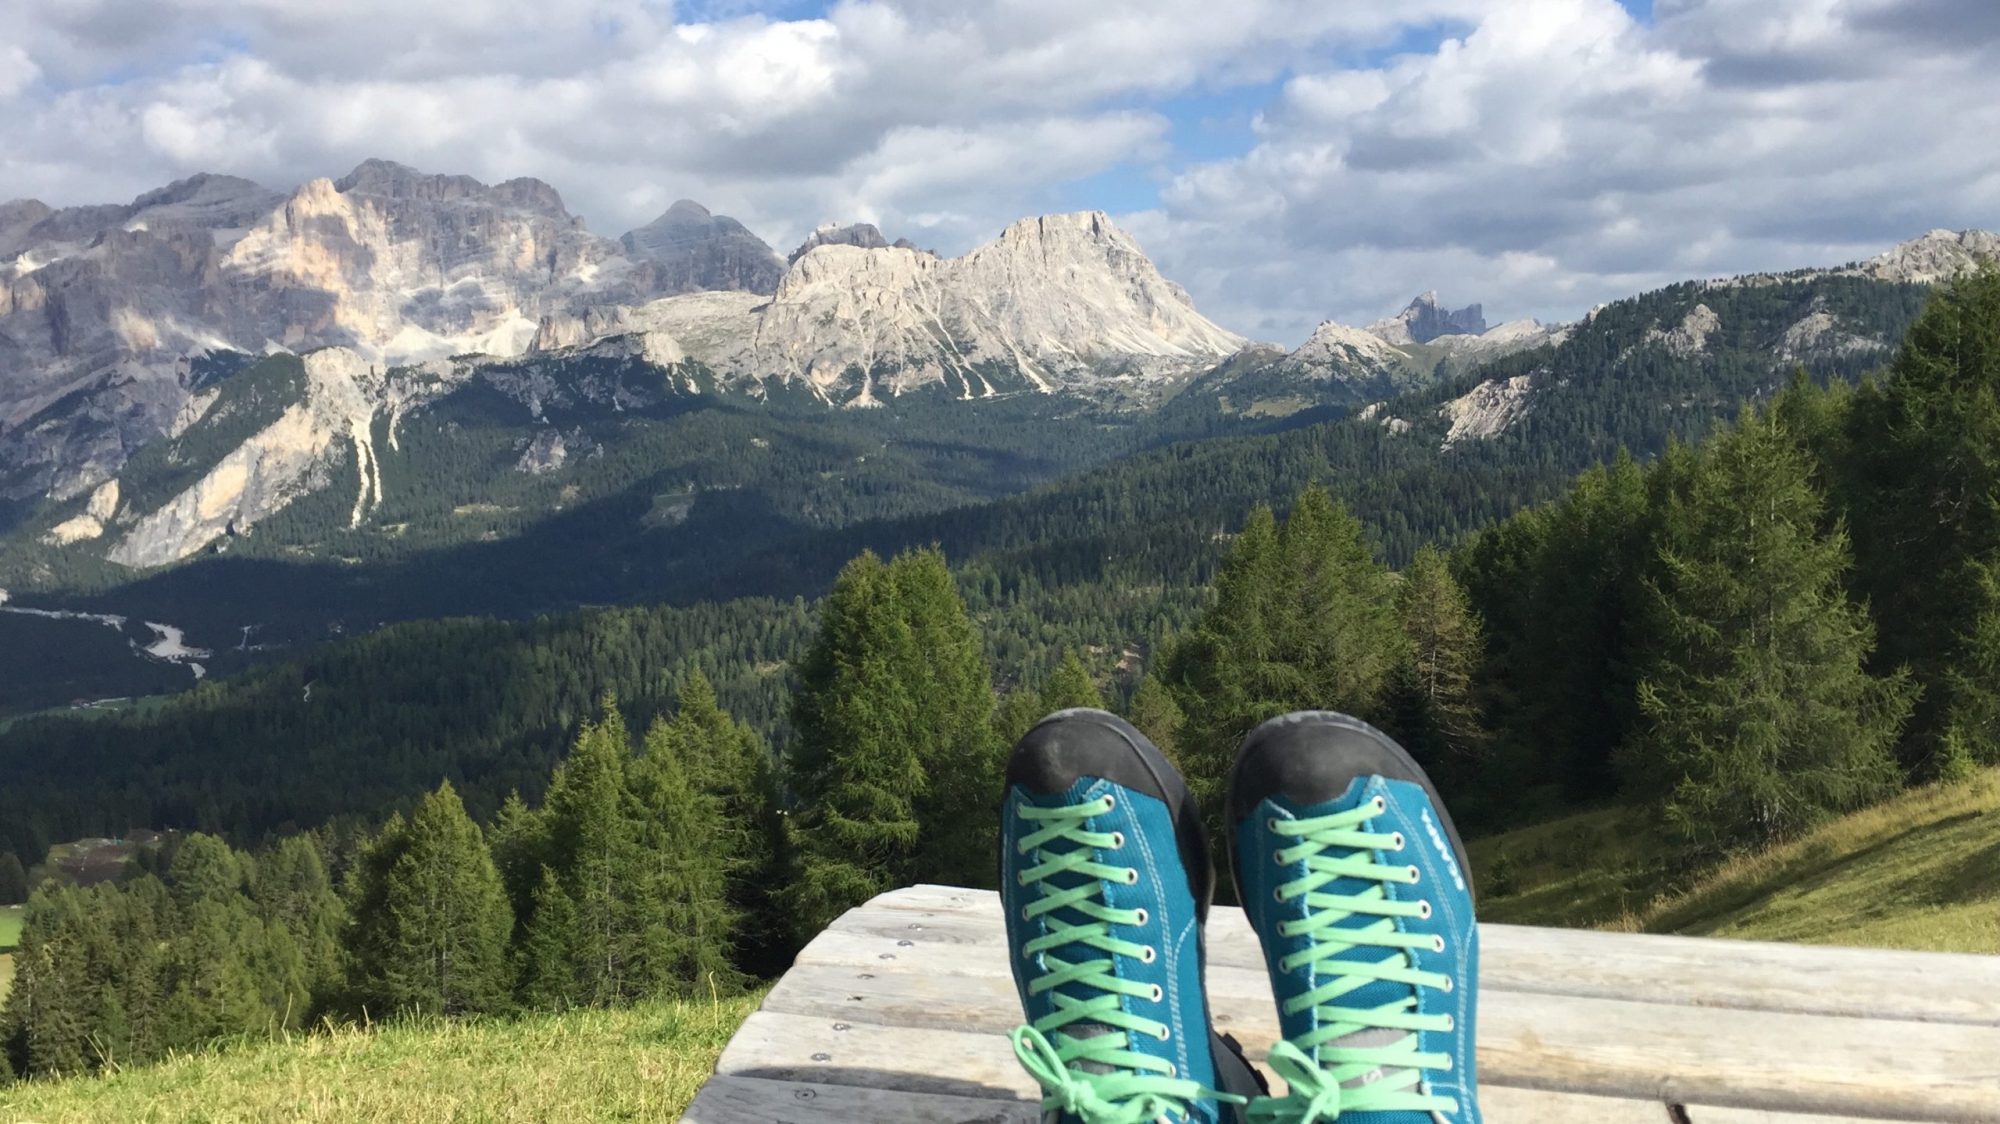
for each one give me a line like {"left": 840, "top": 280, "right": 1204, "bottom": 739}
{"left": 1472, "top": 769, "right": 2000, "bottom": 953}
{"left": 0, "top": 992, "right": 760, "bottom": 1123}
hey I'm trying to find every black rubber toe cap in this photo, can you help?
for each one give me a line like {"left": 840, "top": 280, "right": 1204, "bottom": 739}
{"left": 1005, "top": 708, "right": 1212, "bottom": 914}
{"left": 1226, "top": 711, "right": 1469, "bottom": 879}
{"left": 1007, "top": 708, "right": 1181, "bottom": 802}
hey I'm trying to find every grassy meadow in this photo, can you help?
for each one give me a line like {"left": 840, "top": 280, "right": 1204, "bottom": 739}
{"left": 1473, "top": 767, "right": 2000, "bottom": 953}
{"left": 0, "top": 991, "right": 763, "bottom": 1123}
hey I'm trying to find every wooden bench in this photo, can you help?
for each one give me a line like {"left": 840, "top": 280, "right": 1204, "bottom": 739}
{"left": 684, "top": 885, "right": 2000, "bottom": 1123}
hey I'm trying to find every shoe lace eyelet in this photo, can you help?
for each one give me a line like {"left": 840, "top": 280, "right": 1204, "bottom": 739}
{"left": 1104, "top": 795, "right": 1117, "bottom": 811}
{"left": 1371, "top": 796, "right": 1387, "bottom": 813}
{"left": 1273, "top": 886, "right": 1286, "bottom": 904}
{"left": 1133, "top": 908, "right": 1149, "bottom": 926}
{"left": 1389, "top": 831, "right": 1406, "bottom": 851}
{"left": 1266, "top": 816, "right": 1280, "bottom": 832}
{"left": 1148, "top": 984, "right": 1163, "bottom": 1003}
{"left": 1417, "top": 900, "right": 1433, "bottom": 920}
{"left": 1441, "top": 975, "right": 1455, "bottom": 993}
{"left": 1442, "top": 1015, "right": 1455, "bottom": 1031}
{"left": 1432, "top": 934, "right": 1446, "bottom": 953}
{"left": 1123, "top": 867, "right": 1139, "bottom": 885}
{"left": 1155, "top": 1024, "right": 1170, "bottom": 1041}
{"left": 1109, "top": 831, "right": 1125, "bottom": 849}
{"left": 1139, "top": 945, "right": 1156, "bottom": 964}
{"left": 1406, "top": 865, "right": 1422, "bottom": 884}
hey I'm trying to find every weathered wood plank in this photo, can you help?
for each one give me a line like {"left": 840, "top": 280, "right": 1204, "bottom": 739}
{"left": 763, "top": 945, "right": 2000, "bottom": 1120}
{"left": 710, "top": 1016, "right": 1687, "bottom": 1123}
{"left": 684, "top": 1074, "right": 1695, "bottom": 1124}
{"left": 683, "top": 1075, "right": 1037, "bottom": 1123}
{"left": 852, "top": 886, "right": 2000, "bottom": 1027}
{"left": 1685, "top": 1109, "right": 1921, "bottom": 1124}
{"left": 717, "top": 1010, "right": 1033, "bottom": 1101}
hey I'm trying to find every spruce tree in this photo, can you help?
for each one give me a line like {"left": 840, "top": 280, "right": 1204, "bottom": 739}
{"left": 1125, "top": 674, "right": 1186, "bottom": 770}
{"left": 1041, "top": 650, "right": 1105, "bottom": 713}
{"left": 658, "top": 672, "right": 784, "bottom": 976}
{"left": 889, "top": 548, "right": 1004, "bottom": 891}
{"left": 1845, "top": 268, "right": 2000, "bottom": 770}
{"left": 1627, "top": 409, "right": 1912, "bottom": 851}
{"left": 786, "top": 552, "right": 930, "bottom": 939}
{"left": 0, "top": 851, "right": 27, "bottom": 905}
{"left": 538, "top": 705, "right": 640, "bottom": 1006}
{"left": 1389, "top": 546, "right": 1488, "bottom": 768}
{"left": 631, "top": 717, "right": 741, "bottom": 995}
{"left": 346, "top": 783, "right": 514, "bottom": 1017}
{"left": 250, "top": 835, "right": 346, "bottom": 1007}
{"left": 517, "top": 866, "right": 579, "bottom": 1009}
{"left": 1165, "top": 488, "right": 1404, "bottom": 828}
{"left": 992, "top": 687, "right": 1049, "bottom": 749}
{"left": 487, "top": 790, "right": 551, "bottom": 928}
{"left": 0, "top": 886, "right": 92, "bottom": 1077}
{"left": 168, "top": 833, "right": 245, "bottom": 908}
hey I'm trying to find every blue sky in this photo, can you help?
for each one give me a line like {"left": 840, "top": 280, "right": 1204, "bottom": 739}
{"left": 2, "top": 0, "right": 1997, "bottom": 343}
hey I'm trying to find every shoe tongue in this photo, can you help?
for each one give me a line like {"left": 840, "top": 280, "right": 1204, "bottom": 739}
{"left": 1306, "top": 791, "right": 1426, "bottom": 1106}
{"left": 1065, "top": 1021, "right": 1121, "bottom": 1075}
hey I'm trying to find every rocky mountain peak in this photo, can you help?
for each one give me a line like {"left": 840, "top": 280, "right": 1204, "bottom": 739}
{"left": 1369, "top": 292, "right": 1488, "bottom": 345}
{"left": 1862, "top": 229, "right": 2000, "bottom": 284}
{"left": 332, "top": 159, "right": 571, "bottom": 216}
{"left": 788, "top": 221, "right": 894, "bottom": 264}
{"left": 621, "top": 199, "right": 783, "bottom": 294}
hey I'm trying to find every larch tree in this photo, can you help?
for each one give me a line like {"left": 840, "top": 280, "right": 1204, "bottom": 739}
{"left": 1389, "top": 545, "right": 1489, "bottom": 766}
{"left": 1626, "top": 408, "right": 1912, "bottom": 852}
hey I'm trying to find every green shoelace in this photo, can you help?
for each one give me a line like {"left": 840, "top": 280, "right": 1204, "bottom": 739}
{"left": 1010, "top": 794, "right": 1247, "bottom": 1124}
{"left": 1249, "top": 795, "right": 1458, "bottom": 1123}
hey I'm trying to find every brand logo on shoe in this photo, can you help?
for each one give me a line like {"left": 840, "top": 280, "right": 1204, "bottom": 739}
{"left": 1421, "top": 808, "right": 1466, "bottom": 893}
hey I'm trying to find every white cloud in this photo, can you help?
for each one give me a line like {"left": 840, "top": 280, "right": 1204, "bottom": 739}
{"left": 1144, "top": 0, "right": 2000, "bottom": 342}
{"left": 0, "top": 46, "right": 38, "bottom": 100}
{"left": 1, "top": 0, "right": 1996, "bottom": 346}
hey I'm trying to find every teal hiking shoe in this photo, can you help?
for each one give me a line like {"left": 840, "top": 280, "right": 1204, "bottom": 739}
{"left": 1227, "top": 712, "right": 1482, "bottom": 1124}
{"left": 1003, "top": 708, "right": 1265, "bottom": 1124}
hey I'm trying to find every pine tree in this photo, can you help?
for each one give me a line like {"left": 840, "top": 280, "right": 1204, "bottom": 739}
{"left": 345, "top": 782, "right": 514, "bottom": 1017}
{"left": 1389, "top": 546, "right": 1488, "bottom": 766}
{"left": 1940, "top": 559, "right": 2000, "bottom": 773}
{"left": 1845, "top": 268, "right": 2000, "bottom": 771}
{"left": 0, "top": 851, "right": 27, "bottom": 905}
{"left": 1041, "top": 650, "right": 1105, "bottom": 713}
{"left": 1626, "top": 409, "right": 1912, "bottom": 851}
{"left": 786, "top": 552, "right": 931, "bottom": 939}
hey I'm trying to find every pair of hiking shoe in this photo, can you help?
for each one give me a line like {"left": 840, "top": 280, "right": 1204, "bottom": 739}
{"left": 1001, "top": 710, "right": 1480, "bottom": 1124}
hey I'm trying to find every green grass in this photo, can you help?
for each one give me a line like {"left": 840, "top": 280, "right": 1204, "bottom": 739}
{"left": 0, "top": 954, "right": 12, "bottom": 1008}
{"left": 1474, "top": 768, "right": 2000, "bottom": 954}
{"left": 0, "top": 990, "right": 765, "bottom": 1123}
{"left": 0, "top": 904, "right": 21, "bottom": 951}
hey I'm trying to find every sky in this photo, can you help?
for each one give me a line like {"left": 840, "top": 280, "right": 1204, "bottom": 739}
{"left": 2, "top": 0, "right": 1997, "bottom": 346}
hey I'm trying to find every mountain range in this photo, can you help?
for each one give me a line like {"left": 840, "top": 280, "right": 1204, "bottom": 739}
{"left": 3, "top": 157, "right": 1998, "bottom": 713}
